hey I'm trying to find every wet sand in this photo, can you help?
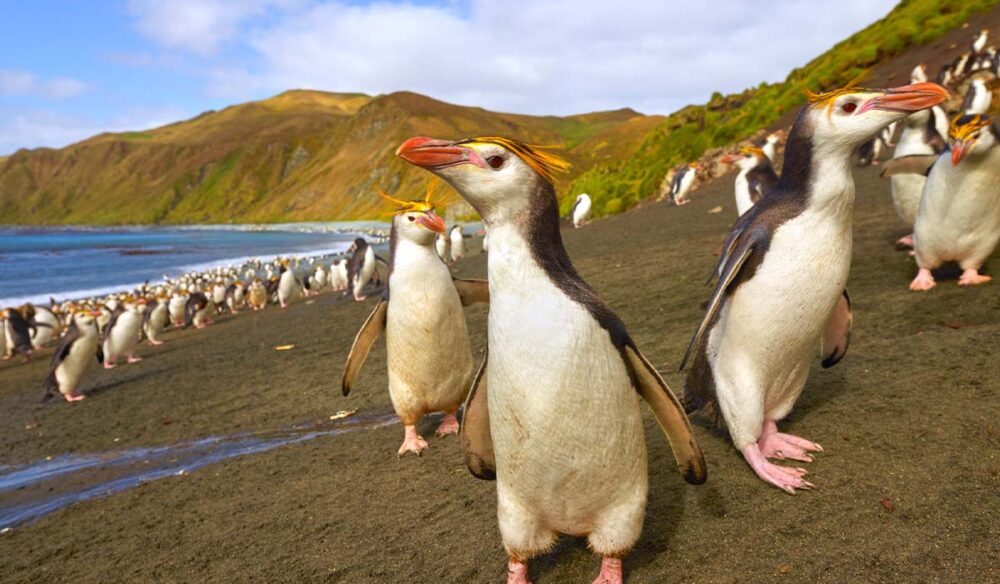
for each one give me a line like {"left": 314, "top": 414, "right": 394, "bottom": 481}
{"left": 0, "top": 166, "right": 998, "bottom": 583}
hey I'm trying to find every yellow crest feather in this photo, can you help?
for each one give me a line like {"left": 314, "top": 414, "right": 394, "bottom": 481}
{"left": 949, "top": 114, "right": 992, "bottom": 141}
{"left": 466, "top": 136, "right": 570, "bottom": 184}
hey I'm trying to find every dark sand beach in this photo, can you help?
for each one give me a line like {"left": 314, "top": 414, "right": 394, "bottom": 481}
{"left": 1, "top": 164, "right": 997, "bottom": 583}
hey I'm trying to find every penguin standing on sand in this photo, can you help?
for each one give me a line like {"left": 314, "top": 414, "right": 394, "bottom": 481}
{"left": 669, "top": 162, "right": 699, "bottom": 205}
{"left": 449, "top": 224, "right": 465, "bottom": 262}
{"left": 43, "top": 310, "right": 103, "bottom": 402}
{"left": 28, "top": 305, "right": 61, "bottom": 349}
{"left": 247, "top": 279, "right": 268, "bottom": 311}
{"left": 570, "top": 193, "right": 592, "bottom": 228}
{"left": 435, "top": 232, "right": 451, "bottom": 263}
{"left": 885, "top": 114, "right": 1000, "bottom": 290}
{"left": 143, "top": 295, "right": 170, "bottom": 345}
{"left": 680, "top": 82, "right": 948, "bottom": 493}
{"left": 184, "top": 292, "right": 213, "bottom": 328}
{"left": 277, "top": 260, "right": 302, "bottom": 308}
{"left": 343, "top": 186, "right": 488, "bottom": 456}
{"left": 962, "top": 78, "right": 992, "bottom": 115}
{"left": 224, "top": 281, "right": 244, "bottom": 314}
{"left": 721, "top": 146, "right": 778, "bottom": 216}
{"left": 313, "top": 264, "right": 328, "bottom": 291}
{"left": 2, "top": 308, "right": 36, "bottom": 361}
{"left": 346, "top": 238, "right": 377, "bottom": 301}
{"left": 397, "top": 135, "right": 706, "bottom": 584}
{"left": 102, "top": 297, "right": 146, "bottom": 368}
{"left": 168, "top": 291, "right": 188, "bottom": 327}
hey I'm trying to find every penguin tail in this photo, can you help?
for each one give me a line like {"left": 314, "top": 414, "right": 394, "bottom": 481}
{"left": 41, "top": 377, "right": 57, "bottom": 403}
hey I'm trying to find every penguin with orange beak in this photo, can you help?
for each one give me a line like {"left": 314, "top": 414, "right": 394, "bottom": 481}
{"left": 43, "top": 310, "right": 103, "bottom": 402}
{"left": 397, "top": 136, "right": 705, "bottom": 584}
{"left": 342, "top": 184, "right": 488, "bottom": 457}
{"left": 681, "top": 82, "right": 949, "bottom": 494}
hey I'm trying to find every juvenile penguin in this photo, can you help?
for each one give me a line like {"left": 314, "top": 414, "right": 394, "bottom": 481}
{"left": 570, "top": 193, "right": 592, "bottom": 228}
{"left": 397, "top": 135, "right": 706, "bottom": 584}
{"left": 347, "top": 238, "right": 377, "bottom": 301}
{"left": 247, "top": 279, "right": 268, "bottom": 311}
{"left": 435, "top": 232, "right": 451, "bottom": 263}
{"left": 721, "top": 146, "right": 778, "bottom": 216}
{"left": 43, "top": 310, "right": 103, "bottom": 402}
{"left": 449, "top": 224, "right": 466, "bottom": 262}
{"left": 680, "top": 83, "right": 949, "bottom": 493}
{"left": 343, "top": 187, "right": 488, "bottom": 456}
{"left": 143, "top": 295, "right": 170, "bottom": 345}
{"left": 899, "top": 114, "right": 1000, "bottom": 290}
{"left": 882, "top": 106, "right": 947, "bottom": 247}
{"left": 277, "top": 260, "right": 302, "bottom": 308}
{"left": 669, "top": 162, "right": 699, "bottom": 205}
{"left": 102, "top": 297, "right": 146, "bottom": 368}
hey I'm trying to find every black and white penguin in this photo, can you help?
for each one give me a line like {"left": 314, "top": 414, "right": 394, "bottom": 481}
{"left": 397, "top": 135, "right": 706, "bottom": 584}
{"left": 911, "top": 63, "right": 929, "bottom": 83}
{"left": 449, "top": 224, "right": 466, "bottom": 262}
{"left": 29, "top": 305, "right": 62, "bottom": 349}
{"left": 887, "top": 114, "right": 1000, "bottom": 290}
{"left": 43, "top": 310, "right": 103, "bottom": 402}
{"left": 570, "top": 193, "right": 592, "bottom": 228}
{"left": 962, "top": 78, "right": 992, "bottom": 115}
{"left": 669, "top": 162, "right": 699, "bottom": 205}
{"left": 184, "top": 292, "right": 213, "bottom": 329}
{"left": 346, "top": 238, "right": 377, "bottom": 301}
{"left": 168, "top": 291, "right": 188, "bottom": 327}
{"left": 224, "top": 281, "right": 244, "bottom": 314}
{"left": 882, "top": 106, "right": 947, "bottom": 247}
{"left": 143, "top": 294, "right": 170, "bottom": 345}
{"left": 343, "top": 187, "right": 488, "bottom": 456}
{"left": 762, "top": 132, "right": 782, "bottom": 163}
{"left": 277, "top": 260, "right": 302, "bottom": 308}
{"left": 972, "top": 28, "right": 989, "bottom": 54}
{"left": 102, "top": 297, "right": 146, "bottom": 368}
{"left": 721, "top": 146, "right": 778, "bottom": 216}
{"left": 435, "top": 232, "right": 451, "bottom": 263}
{"left": 680, "top": 82, "right": 949, "bottom": 494}
{"left": 2, "top": 307, "right": 36, "bottom": 362}
{"left": 856, "top": 134, "right": 886, "bottom": 166}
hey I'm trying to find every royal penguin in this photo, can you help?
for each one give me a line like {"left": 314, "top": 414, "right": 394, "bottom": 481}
{"left": 224, "top": 281, "right": 244, "bottom": 314}
{"left": 42, "top": 310, "right": 103, "bottom": 402}
{"left": 143, "top": 295, "right": 170, "bottom": 345}
{"left": 168, "top": 291, "right": 188, "bottom": 326}
{"left": 435, "top": 232, "right": 451, "bottom": 263}
{"left": 911, "top": 63, "right": 929, "bottom": 83}
{"left": 347, "top": 238, "right": 377, "bottom": 301}
{"left": 762, "top": 132, "right": 782, "bottom": 163}
{"left": 881, "top": 106, "right": 947, "bottom": 247}
{"left": 397, "top": 135, "right": 706, "bottom": 584}
{"left": 973, "top": 28, "right": 989, "bottom": 54}
{"left": 1, "top": 307, "right": 35, "bottom": 361}
{"left": 313, "top": 264, "right": 328, "bottom": 291}
{"left": 184, "top": 292, "right": 213, "bottom": 328}
{"left": 247, "top": 279, "right": 268, "bottom": 311}
{"left": 329, "top": 260, "right": 348, "bottom": 292}
{"left": 962, "top": 78, "right": 992, "bottom": 115}
{"left": 669, "top": 162, "right": 699, "bottom": 205}
{"left": 721, "top": 146, "right": 778, "bottom": 216}
{"left": 211, "top": 281, "right": 227, "bottom": 312}
{"left": 680, "top": 83, "right": 948, "bottom": 493}
{"left": 449, "top": 224, "right": 466, "bottom": 262}
{"left": 343, "top": 187, "right": 489, "bottom": 456}
{"left": 570, "top": 193, "right": 592, "bottom": 228}
{"left": 27, "top": 304, "right": 61, "bottom": 349}
{"left": 888, "top": 114, "right": 1000, "bottom": 290}
{"left": 102, "top": 297, "right": 146, "bottom": 369}
{"left": 277, "top": 260, "right": 302, "bottom": 308}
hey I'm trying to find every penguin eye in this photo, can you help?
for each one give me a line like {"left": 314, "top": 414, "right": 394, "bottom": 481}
{"left": 486, "top": 155, "right": 504, "bottom": 169}
{"left": 841, "top": 102, "right": 858, "bottom": 114}
{"left": 407, "top": 215, "right": 416, "bottom": 222}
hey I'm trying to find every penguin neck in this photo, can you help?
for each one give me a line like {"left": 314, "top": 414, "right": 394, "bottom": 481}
{"left": 773, "top": 114, "right": 854, "bottom": 219}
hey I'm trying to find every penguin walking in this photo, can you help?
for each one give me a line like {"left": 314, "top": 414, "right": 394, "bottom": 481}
{"left": 669, "top": 162, "right": 698, "bottom": 205}
{"left": 881, "top": 106, "right": 946, "bottom": 248}
{"left": 570, "top": 193, "right": 592, "bottom": 228}
{"left": 347, "top": 238, "right": 377, "bottom": 301}
{"left": 143, "top": 295, "right": 170, "bottom": 345}
{"left": 168, "top": 292, "right": 188, "bottom": 327}
{"left": 277, "top": 260, "right": 302, "bottom": 308}
{"left": 343, "top": 187, "right": 489, "bottom": 456}
{"left": 449, "top": 224, "right": 465, "bottom": 262}
{"left": 28, "top": 304, "right": 61, "bottom": 349}
{"left": 102, "top": 298, "right": 146, "bottom": 368}
{"left": 435, "top": 232, "right": 451, "bottom": 263}
{"left": 887, "top": 114, "right": 1000, "bottom": 290}
{"left": 247, "top": 279, "right": 268, "bottom": 311}
{"left": 721, "top": 146, "right": 778, "bottom": 216}
{"left": 962, "top": 78, "right": 992, "bottom": 115}
{"left": 211, "top": 281, "right": 227, "bottom": 313}
{"left": 184, "top": 292, "right": 213, "bottom": 328}
{"left": 397, "top": 135, "right": 706, "bottom": 584}
{"left": 2, "top": 307, "right": 36, "bottom": 362}
{"left": 43, "top": 310, "right": 103, "bottom": 402}
{"left": 679, "top": 83, "right": 948, "bottom": 493}
{"left": 224, "top": 281, "right": 244, "bottom": 314}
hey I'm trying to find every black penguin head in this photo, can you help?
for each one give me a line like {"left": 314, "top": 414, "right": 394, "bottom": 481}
{"left": 949, "top": 113, "right": 997, "bottom": 165}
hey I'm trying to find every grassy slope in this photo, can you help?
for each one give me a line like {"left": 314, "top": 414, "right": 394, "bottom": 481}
{"left": 566, "top": 0, "right": 1000, "bottom": 217}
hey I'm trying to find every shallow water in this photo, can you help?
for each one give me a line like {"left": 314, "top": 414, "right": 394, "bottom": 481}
{"left": 0, "top": 409, "right": 399, "bottom": 530}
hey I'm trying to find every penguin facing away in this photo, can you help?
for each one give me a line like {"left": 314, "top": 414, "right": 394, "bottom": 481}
{"left": 43, "top": 310, "right": 104, "bottom": 402}
{"left": 670, "top": 162, "right": 699, "bottom": 205}
{"left": 2, "top": 307, "right": 36, "bottom": 362}
{"left": 342, "top": 186, "right": 489, "bottom": 457}
{"left": 962, "top": 78, "right": 993, "bottom": 115}
{"left": 570, "top": 193, "right": 592, "bottom": 228}
{"left": 346, "top": 238, "right": 378, "bottom": 301}
{"left": 449, "top": 224, "right": 466, "bottom": 262}
{"left": 680, "top": 82, "right": 949, "bottom": 494}
{"left": 397, "top": 135, "right": 706, "bottom": 584}
{"left": 143, "top": 296, "right": 170, "bottom": 345}
{"left": 721, "top": 146, "right": 778, "bottom": 217}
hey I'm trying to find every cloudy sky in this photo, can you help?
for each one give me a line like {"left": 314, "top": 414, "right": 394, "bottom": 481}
{"left": 0, "top": 0, "right": 899, "bottom": 155}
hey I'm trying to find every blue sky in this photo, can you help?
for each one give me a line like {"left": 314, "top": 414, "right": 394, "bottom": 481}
{"left": 0, "top": 0, "right": 898, "bottom": 155}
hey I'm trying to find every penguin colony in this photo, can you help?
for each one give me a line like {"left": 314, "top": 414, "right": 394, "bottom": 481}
{"left": 2, "top": 25, "right": 997, "bottom": 584}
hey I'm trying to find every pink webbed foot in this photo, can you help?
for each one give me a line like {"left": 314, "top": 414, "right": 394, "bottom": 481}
{"left": 353, "top": 295, "right": 367, "bottom": 302}
{"left": 147, "top": 339, "right": 163, "bottom": 346}
{"left": 741, "top": 444, "right": 815, "bottom": 495}
{"left": 1, "top": 355, "right": 10, "bottom": 361}
{"left": 958, "top": 269, "right": 991, "bottom": 286}
{"left": 758, "top": 420, "right": 823, "bottom": 462}
{"left": 909, "top": 268, "right": 936, "bottom": 292}
{"left": 435, "top": 413, "right": 460, "bottom": 437}
{"left": 896, "top": 234, "right": 914, "bottom": 249}
{"left": 507, "top": 560, "right": 532, "bottom": 584}
{"left": 675, "top": 199, "right": 690, "bottom": 206}
{"left": 398, "top": 425, "right": 428, "bottom": 457}
{"left": 127, "top": 355, "right": 143, "bottom": 364}
{"left": 592, "top": 557, "right": 623, "bottom": 584}
{"left": 63, "top": 391, "right": 86, "bottom": 402}
{"left": 104, "top": 360, "right": 117, "bottom": 370}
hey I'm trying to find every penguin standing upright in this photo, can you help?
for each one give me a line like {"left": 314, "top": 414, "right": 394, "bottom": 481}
{"left": 43, "top": 310, "right": 103, "bottom": 402}
{"left": 669, "top": 162, "right": 699, "bottom": 205}
{"left": 247, "top": 279, "right": 268, "bottom": 311}
{"left": 449, "top": 224, "right": 465, "bottom": 262}
{"left": 29, "top": 304, "right": 61, "bottom": 349}
{"left": 313, "top": 264, "right": 328, "bottom": 291}
{"left": 435, "top": 232, "right": 451, "bottom": 263}
{"left": 277, "top": 260, "right": 301, "bottom": 308}
{"left": 762, "top": 132, "right": 782, "bottom": 163}
{"left": 2, "top": 308, "right": 36, "bottom": 361}
{"left": 143, "top": 295, "right": 170, "bottom": 345}
{"left": 962, "top": 78, "right": 993, "bottom": 115}
{"left": 102, "top": 298, "right": 146, "bottom": 368}
{"left": 343, "top": 187, "right": 488, "bottom": 456}
{"left": 911, "top": 63, "right": 929, "bottom": 83}
{"left": 397, "top": 135, "right": 705, "bottom": 584}
{"left": 721, "top": 146, "right": 778, "bottom": 216}
{"left": 168, "top": 291, "right": 188, "bottom": 327}
{"left": 224, "top": 281, "right": 244, "bottom": 314}
{"left": 570, "top": 193, "right": 592, "bottom": 228}
{"left": 882, "top": 106, "right": 946, "bottom": 247}
{"left": 346, "top": 238, "right": 377, "bottom": 301}
{"left": 184, "top": 292, "right": 213, "bottom": 329}
{"left": 680, "top": 82, "right": 948, "bottom": 493}
{"left": 893, "top": 114, "right": 1000, "bottom": 290}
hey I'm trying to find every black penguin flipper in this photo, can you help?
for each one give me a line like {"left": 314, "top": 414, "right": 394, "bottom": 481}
{"left": 623, "top": 345, "right": 707, "bottom": 485}
{"left": 341, "top": 298, "right": 388, "bottom": 396}
{"left": 43, "top": 324, "right": 80, "bottom": 401}
{"left": 102, "top": 307, "right": 123, "bottom": 339}
{"left": 879, "top": 154, "right": 939, "bottom": 178}
{"left": 821, "top": 289, "right": 853, "bottom": 369}
{"left": 747, "top": 165, "right": 778, "bottom": 204}
{"left": 453, "top": 278, "right": 490, "bottom": 306}
{"left": 461, "top": 352, "right": 494, "bottom": 480}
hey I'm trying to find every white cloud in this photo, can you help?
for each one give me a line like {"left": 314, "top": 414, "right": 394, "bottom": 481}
{"left": 206, "top": 0, "right": 899, "bottom": 115}
{"left": 0, "top": 107, "right": 189, "bottom": 155}
{"left": 0, "top": 70, "right": 89, "bottom": 99}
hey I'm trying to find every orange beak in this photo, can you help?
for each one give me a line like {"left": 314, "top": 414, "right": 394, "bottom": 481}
{"left": 416, "top": 211, "right": 446, "bottom": 233}
{"left": 951, "top": 141, "right": 970, "bottom": 166}
{"left": 858, "top": 82, "right": 950, "bottom": 114}
{"left": 396, "top": 137, "right": 485, "bottom": 170}
{"left": 720, "top": 154, "right": 740, "bottom": 164}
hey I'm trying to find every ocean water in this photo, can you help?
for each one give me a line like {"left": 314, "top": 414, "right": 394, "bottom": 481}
{"left": 0, "top": 223, "right": 388, "bottom": 307}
